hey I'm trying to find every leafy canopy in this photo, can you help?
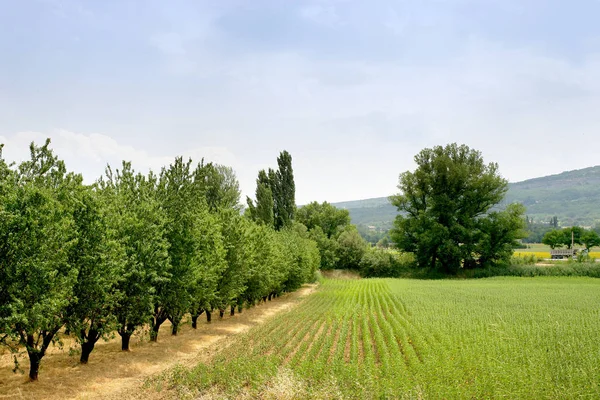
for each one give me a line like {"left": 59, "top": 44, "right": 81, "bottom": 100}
{"left": 390, "top": 143, "right": 525, "bottom": 273}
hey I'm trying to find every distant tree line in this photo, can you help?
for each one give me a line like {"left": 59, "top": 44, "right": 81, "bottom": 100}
{"left": 542, "top": 226, "right": 600, "bottom": 251}
{"left": 0, "top": 142, "right": 319, "bottom": 381}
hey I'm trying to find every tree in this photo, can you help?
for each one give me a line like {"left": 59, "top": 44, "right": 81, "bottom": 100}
{"left": 581, "top": 230, "right": 600, "bottom": 252}
{"left": 336, "top": 227, "right": 368, "bottom": 270}
{"left": 65, "top": 184, "right": 125, "bottom": 364}
{"left": 0, "top": 140, "right": 77, "bottom": 380}
{"left": 390, "top": 143, "right": 521, "bottom": 272}
{"left": 154, "top": 157, "right": 209, "bottom": 339}
{"left": 246, "top": 170, "right": 274, "bottom": 227}
{"left": 560, "top": 226, "right": 584, "bottom": 249}
{"left": 307, "top": 226, "right": 339, "bottom": 270}
{"left": 246, "top": 151, "right": 296, "bottom": 230}
{"left": 475, "top": 203, "right": 527, "bottom": 268}
{"left": 99, "top": 163, "right": 170, "bottom": 351}
{"left": 274, "top": 151, "right": 296, "bottom": 230}
{"left": 195, "top": 162, "right": 241, "bottom": 212}
{"left": 542, "top": 229, "right": 567, "bottom": 249}
{"left": 296, "top": 201, "right": 351, "bottom": 239}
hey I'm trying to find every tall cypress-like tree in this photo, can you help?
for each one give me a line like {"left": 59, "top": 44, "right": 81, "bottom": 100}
{"left": 247, "top": 151, "right": 296, "bottom": 230}
{"left": 247, "top": 170, "right": 274, "bottom": 227}
{"left": 274, "top": 151, "right": 295, "bottom": 230}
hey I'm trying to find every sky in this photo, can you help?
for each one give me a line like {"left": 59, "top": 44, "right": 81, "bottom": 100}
{"left": 1, "top": 0, "right": 600, "bottom": 204}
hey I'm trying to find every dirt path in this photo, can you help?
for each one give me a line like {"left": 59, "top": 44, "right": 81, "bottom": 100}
{"left": 0, "top": 285, "right": 317, "bottom": 400}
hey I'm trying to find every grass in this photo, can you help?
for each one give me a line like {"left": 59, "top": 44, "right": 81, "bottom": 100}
{"left": 157, "top": 277, "right": 600, "bottom": 399}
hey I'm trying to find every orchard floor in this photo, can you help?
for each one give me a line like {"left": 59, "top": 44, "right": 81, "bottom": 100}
{"left": 0, "top": 285, "right": 316, "bottom": 400}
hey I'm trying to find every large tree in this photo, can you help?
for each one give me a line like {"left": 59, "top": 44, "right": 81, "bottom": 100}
{"left": 391, "top": 143, "right": 524, "bottom": 273}
{"left": 274, "top": 151, "right": 296, "bottom": 230}
{"left": 65, "top": 184, "right": 125, "bottom": 364}
{"left": 246, "top": 151, "right": 296, "bottom": 230}
{"left": 296, "top": 201, "right": 351, "bottom": 239}
{"left": 0, "top": 140, "right": 77, "bottom": 380}
{"left": 99, "top": 163, "right": 170, "bottom": 351}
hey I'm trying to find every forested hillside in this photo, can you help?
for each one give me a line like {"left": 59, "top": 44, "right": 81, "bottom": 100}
{"left": 334, "top": 165, "right": 600, "bottom": 229}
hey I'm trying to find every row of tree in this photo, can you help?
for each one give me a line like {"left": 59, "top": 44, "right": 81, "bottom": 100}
{"left": 0, "top": 141, "right": 319, "bottom": 380}
{"left": 542, "top": 226, "right": 600, "bottom": 250}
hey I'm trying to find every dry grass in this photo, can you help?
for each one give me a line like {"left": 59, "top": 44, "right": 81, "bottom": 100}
{"left": 320, "top": 269, "right": 361, "bottom": 279}
{"left": 0, "top": 285, "right": 317, "bottom": 400}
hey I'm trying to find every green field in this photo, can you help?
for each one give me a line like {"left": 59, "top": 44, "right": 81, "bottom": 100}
{"left": 161, "top": 277, "right": 600, "bottom": 399}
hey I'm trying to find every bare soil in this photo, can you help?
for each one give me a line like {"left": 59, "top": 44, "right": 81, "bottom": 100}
{"left": 0, "top": 285, "right": 316, "bottom": 400}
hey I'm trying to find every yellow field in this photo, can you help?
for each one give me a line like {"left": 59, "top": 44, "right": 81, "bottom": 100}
{"left": 514, "top": 244, "right": 600, "bottom": 260}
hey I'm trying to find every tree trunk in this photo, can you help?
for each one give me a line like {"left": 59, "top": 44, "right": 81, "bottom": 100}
{"left": 150, "top": 309, "right": 167, "bottom": 342}
{"left": 80, "top": 341, "right": 95, "bottom": 364}
{"left": 191, "top": 309, "right": 204, "bottom": 329}
{"left": 206, "top": 310, "right": 212, "bottom": 323}
{"left": 262, "top": 296, "right": 267, "bottom": 303}
{"left": 268, "top": 293, "right": 272, "bottom": 301}
{"left": 28, "top": 351, "right": 41, "bottom": 381}
{"left": 219, "top": 309, "right": 225, "bottom": 319}
{"left": 80, "top": 329, "right": 100, "bottom": 364}
{"left": 171, "top": 322, "right": 179, "bottom": 336}
{"left": 118, "top": 323, "right": 135, "bottom": 351}
{"left": 25, "top": 329, "right": 57, "bottom": 381}
{"left": 150, "top": 321, "right": 161, "bottom": 342}
{"left": 230, "top": 306, "right": 235, "bottom": 316}
{"left": 121, "top": 332, "right": 131, "bottom": 351}
{"left": 237, "top": 303, "right": 243, "bottom": 313}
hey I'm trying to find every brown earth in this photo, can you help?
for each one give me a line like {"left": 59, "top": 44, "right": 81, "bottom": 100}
{"left": 0, "top": 285, "right": 317, "bottom": 400}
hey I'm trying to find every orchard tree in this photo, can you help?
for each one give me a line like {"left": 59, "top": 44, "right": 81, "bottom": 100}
{"left": 65, "top": 184, "right": 125, "bottom": 364}
{"left": 391, "top": 143, "right": 523, "bottom": 273}
{"left": 0, "top": 140, "right": 76, "bottom": 380}
{"left": 246, "top": 170, "right": 274, "bottom": 227}
{"left": 195, "top": 161, "right": 241, "bottom": 212}
{"left": 99, "top": 163, "right": 170, "bottom": 351}
{"left": 212, "top": 209, "right": 248, "bottom": 318}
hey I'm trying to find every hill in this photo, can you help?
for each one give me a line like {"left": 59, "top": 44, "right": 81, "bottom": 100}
{"left": 332, "top": 166, "right": 600, "bottom": 229}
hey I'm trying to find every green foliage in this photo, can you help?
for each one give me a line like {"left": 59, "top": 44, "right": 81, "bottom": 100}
{"left": 274, "top": 150, "right": 296, "bottom": 230}
{"left": 542, "top": 229, "right": 566, "bottom": 249}
{"left": 0, "top": 142, "right": 320, "bottom": 378}
{"left": 296, "top": 201, "right": 350, "bottom": 239}
{"left": 65, "top": 184, "right": 126, "bottom": 363}
{"left": 0, "top": 140, "right": 77, "bottom": 379}
{"left": 307, "top": 227, "right": 339, "bottom": 270}
{"left": 335, "top": 227, "right": 368, "bottom": 270}
{"left": 581, "top": 230, "right": 600, "bottom": 251}
{"left": 296, "top": 201, "right": 352, "bottom": 270}
{"left": 246, "top": 151, "right": 296, "bottom": 231}
{"left": 391, "top": 143, "right": 524, "bottom": 273}
{"left": 359, "top": 248, "right": 411, "bottom": 277}
{"left": 99, "top": 162, "right": 171, "bottom": 348}
{"left": 194, "top": 162, "right": 241, "bottom": 212}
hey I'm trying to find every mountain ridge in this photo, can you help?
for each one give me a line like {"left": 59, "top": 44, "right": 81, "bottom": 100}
{"left": 331, "top": 165, "right": 600, "bottom": 228}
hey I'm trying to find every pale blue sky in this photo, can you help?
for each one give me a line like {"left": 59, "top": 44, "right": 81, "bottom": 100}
{"left": 2, "top": 0, "right": 600, "bottom": 203}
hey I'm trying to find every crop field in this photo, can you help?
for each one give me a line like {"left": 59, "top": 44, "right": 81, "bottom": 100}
{"left": 160, "top": 277, "right": 600, "bottom": 399}
{"left": 514, "top": 243, "right": 600, "bottom": 259}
